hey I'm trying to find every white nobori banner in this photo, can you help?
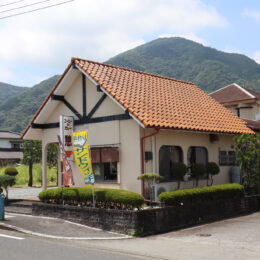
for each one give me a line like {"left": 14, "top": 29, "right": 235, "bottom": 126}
{"left": 60, "top": 115, "right": 74, "bottom": 158}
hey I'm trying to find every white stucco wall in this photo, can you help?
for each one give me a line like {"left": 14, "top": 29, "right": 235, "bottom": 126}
{"left": 142, "top": 128, "right": 236, "bottom": 190}
{"left": 0, "top": 140, "right": 11, "bottom": 148}
{"left": 38, "top": 72, "right": 141, "bottom": 192}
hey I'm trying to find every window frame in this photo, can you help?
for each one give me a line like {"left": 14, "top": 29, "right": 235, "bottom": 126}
{"left": 159, "top": 145, "right": 184, "bottom": 182}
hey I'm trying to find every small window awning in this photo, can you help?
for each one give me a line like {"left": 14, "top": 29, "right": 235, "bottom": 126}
{"left": 91, "top": 147, "right": 119, "bottom": 163}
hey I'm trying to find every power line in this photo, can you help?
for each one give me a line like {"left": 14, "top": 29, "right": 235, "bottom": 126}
{"left": 0, "top": 0, "right": 26, "bottom": 8}
{"left": 0, "top": 0, "right": 75, "bottom": 20}
{"left": 0, "top": 0, "right": 54, "bottom": 14}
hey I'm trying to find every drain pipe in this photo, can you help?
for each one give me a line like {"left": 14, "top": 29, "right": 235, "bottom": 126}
{"left": 140, "top": 127, "right": 160, "bottom": 196}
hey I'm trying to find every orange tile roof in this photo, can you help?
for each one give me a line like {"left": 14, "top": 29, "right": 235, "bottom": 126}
{"left": 73, "top": 58, "right": 252, "bottom": 134}
{"left": 22, "top": 58, "right": 254, "bottom": 138}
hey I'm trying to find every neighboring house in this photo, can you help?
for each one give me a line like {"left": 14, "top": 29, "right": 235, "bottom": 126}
{"left": 21, "top": 58, "right": 252, "bottom": 198}
{"left": 210, "top": 83, "right": 260, "bottom": 133}
{"left": 0, "top": 131, "right": 23, "bottom": 167}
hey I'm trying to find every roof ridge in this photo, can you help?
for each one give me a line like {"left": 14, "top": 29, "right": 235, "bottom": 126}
{"left": 210, "top": 83, "right": 256, "bottom": 99}
{"left": 71, "top": 57, "right": 195, "bottom": 86}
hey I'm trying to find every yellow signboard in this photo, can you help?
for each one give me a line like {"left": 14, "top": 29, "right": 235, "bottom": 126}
{"left": 72, "top": 131, "right": 94, "bottom": 185}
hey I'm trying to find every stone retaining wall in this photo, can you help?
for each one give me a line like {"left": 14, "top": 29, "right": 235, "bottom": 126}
{"left": 32, "top": 195, "right": 260, "bottom": 235}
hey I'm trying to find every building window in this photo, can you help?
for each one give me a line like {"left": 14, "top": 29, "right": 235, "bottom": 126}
{"left": 159, "top": 145, "right": 183, "bottom": 181}
{"left": 93, "top": 162, "right": 117, "bottom": 182}
{"left": 91, "top": 147, "right": 119, "bottom": 183}
{"left": 219, "top": 151, "right": 236, "bottom": 166}
{"left": 187, "top": 146, "right": 208, "bottom": 167}
{"left": 11, "top": 143, "right": 21, "bottom": 150}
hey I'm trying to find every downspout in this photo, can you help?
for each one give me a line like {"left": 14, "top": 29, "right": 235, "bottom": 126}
{"left": 140, "top": 127, "right": 160, "bottom": 196}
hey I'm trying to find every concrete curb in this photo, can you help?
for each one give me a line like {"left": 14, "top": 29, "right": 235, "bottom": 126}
{"left": 0, "top": 213, "right": 132, "bottom": 240}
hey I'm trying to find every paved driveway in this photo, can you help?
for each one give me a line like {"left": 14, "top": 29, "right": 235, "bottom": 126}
{"left": 82, "top": 212, "right": 260, "bottom": 260}
{"left": 8, "top": 187, "right": 43, "bottom": 200}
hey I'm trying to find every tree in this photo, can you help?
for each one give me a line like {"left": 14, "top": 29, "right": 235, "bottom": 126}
{"left": 172, "top": 162, "right": 187, "bottom": 189}
{"left": 47, "top": 143, "right": 58, "bottom": 168}
{"left": 234, "top": 134, "right": 260, "bottom": 189}
{"left": 22, "top": 140, "right": 42, "bottom": 187}
{"left": 0, "top": 175, "right": 16, "bottom": 200}
{"left": 192, "top": 163, "right": 206, "bottom": 187}
{"left": 47, "top": 143, "right": 59, "bottom": 185}
{"left": 206, "top": 162, "right": 220, "bottom": 186}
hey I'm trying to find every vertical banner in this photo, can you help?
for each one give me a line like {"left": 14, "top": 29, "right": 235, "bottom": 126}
{"left": 60, "top": 115, "right": 74, "bottom": 158}
{"left": 72, "top": 131, "right": 95, "bottom": 185}
{"left": 58, "top": 135, "right": 74, "bottom": 186}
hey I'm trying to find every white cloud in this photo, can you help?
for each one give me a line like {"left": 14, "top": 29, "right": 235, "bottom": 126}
{"left": 253, "top": 51, "right": 260, "bottom": 64}
{"left": 0, "top": 0, "right": 227, "bottom": 85}
{"left": 244, "top": 9, "right": 260, "bottom": 22}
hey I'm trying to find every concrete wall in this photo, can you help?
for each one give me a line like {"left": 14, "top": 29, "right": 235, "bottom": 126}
{"left": 33, "top": 195, "right": 260, "bottom": 235}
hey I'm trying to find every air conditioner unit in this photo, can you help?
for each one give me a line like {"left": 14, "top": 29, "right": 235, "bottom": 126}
{"left": 151, "top": 182, "right": 175, "bottom": 201}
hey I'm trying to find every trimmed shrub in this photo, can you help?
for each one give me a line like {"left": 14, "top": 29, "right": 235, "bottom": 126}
{"left": 38, "top": 187, "right": 144, "bottom": 210}
{"left": 158, "top": 183, "right": 244, "bottom": 206}
{"left": 4, "top": 167, "right": 19, "bottom": 177}
{"left": 192, "top": 163, "right": 206, "bottom": 187}
{"left": 0, "top": 175, "right": 16, "bottom": 199}
{"left": 172, "top": 162, "right": 187, "bottom": 189}
{"left": 206, "top": 162, "right": 220, "bottom": 186}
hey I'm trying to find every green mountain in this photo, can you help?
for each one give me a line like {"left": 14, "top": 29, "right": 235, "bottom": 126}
{"left": 0, "top": 82, "right": 28, "bottom": 103}
{"left": 106, "top": 37, "right": 260, "bottom": 92}
{"left": 1, "top": 37, "right": 260, "bottom": 134}
{"left": 0, "top": 75, "right": 59, "bottom": 133}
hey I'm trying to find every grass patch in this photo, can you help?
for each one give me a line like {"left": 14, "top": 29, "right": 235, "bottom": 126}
{"left": 0, "top": 164, "right": 57, "bottom": 187}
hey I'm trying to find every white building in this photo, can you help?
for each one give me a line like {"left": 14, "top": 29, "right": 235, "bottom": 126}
{"left": 22, "top": 58, "right": 253, "bottom": 197}
{"left": 0, "top": 131, "right": 23, "bottom": 167}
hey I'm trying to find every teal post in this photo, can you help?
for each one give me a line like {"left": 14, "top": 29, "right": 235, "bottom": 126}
{"left": 0, "top": 193, "right": 5, "bottom": 220}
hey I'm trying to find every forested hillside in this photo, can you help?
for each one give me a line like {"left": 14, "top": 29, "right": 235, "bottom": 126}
{"left": 0, "top": 82, "right": 28, "bottom": 103}
{"left": 106, "top": 37, "right": 260, "bottom": 92}
{"left": 0, "top": 76, "right": 59, "bottom": 133}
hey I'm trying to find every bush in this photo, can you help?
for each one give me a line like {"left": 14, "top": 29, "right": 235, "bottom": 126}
{"left": 158, "top": 183, "right": 244, "bottom": 206}
{"left": 192, "top": 163, "right": 206, "bottom": 187}
{"left": 0, "top": 175, "right": 16, "bottom": 199}
{"left": 4, "top": 167, "right": 19, "bottom": 177}
{"left": 206, "top": 162, "right": 220, "bottom": 186}
{"left": 39, "top": 187, "right": 144, "bottom": 210}
{"left": 172, "top": 162, "right": 187, "bottom": 189}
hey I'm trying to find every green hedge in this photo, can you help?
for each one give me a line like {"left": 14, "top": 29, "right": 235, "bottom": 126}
{"left": 39, "top": 187, "right": 144, "bottom": 210}
{"left": 158, "top": 184, "right": 244, "bottom": 206}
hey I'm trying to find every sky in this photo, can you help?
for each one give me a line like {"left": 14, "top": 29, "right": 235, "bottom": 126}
{"left": 0, "top": 0, "right": 259, "bottom": 87}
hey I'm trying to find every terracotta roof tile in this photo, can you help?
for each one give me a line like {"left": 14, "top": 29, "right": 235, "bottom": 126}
{"left": 73, "top": 58, "right": 252, "bottom": 134}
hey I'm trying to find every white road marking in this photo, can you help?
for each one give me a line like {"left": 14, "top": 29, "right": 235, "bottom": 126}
{"left": 0, "top": 233, "right": 24, "bottom": 240}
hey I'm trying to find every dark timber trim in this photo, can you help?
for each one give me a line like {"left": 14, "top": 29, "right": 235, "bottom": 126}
{"left": 31, "top": 112, "right": 131, "bottom": 129}
{"left": 87, "top": 94, "right": 107, "bottom": 119}
{"left": 51, "top": 95, "right": 83, "bottom": 120}
{"left": 82, "top": 74, "right": 87, "bottom": 118}
{"left": 96, "top": 85, "right": 102, "bottom": 92}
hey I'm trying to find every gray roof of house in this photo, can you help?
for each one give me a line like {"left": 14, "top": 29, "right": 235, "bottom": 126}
{"left": 0, "top": 131, "right": 21, "bottom": 139}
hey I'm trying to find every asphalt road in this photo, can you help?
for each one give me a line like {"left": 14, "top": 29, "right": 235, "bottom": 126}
{"left": 0, "top": 229, "right": 156, "bottom": 260}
